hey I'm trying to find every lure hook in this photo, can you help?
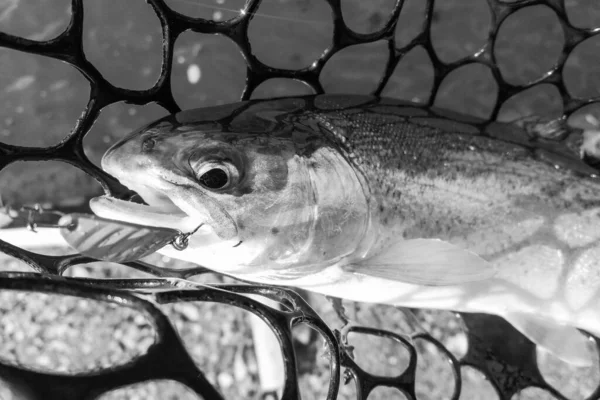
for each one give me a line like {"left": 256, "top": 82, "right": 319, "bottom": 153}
{"left": 2, "top": 203, "right": 72, "bottom": 232}
{"left": 170, "top": 223, "right": 204, "bottom": 251}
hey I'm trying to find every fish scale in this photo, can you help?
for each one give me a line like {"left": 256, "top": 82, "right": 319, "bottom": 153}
{"left": 316, "top": 103, "right": 600, "bottom": 311}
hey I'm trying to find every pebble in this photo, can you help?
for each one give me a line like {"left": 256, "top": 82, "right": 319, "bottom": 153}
{"left": 178, "top": 303, "right": 201, "bottom": 322}
{"left": 218, "top": 371, "right": 234, "bottom": 388}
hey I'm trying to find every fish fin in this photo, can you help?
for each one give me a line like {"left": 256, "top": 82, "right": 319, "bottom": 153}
{"left": 502, "top": 312, "right": 593, "bottom": 367}
{"left": 346, "top": 238, "right": 495, "bottom": 286}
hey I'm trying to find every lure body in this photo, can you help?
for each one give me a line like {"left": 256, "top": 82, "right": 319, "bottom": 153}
{"left": 58, "top": 213, "right": 180, "bottom": 263}
{"left": 91, "top": 94, "right": 600, "bottom": 365}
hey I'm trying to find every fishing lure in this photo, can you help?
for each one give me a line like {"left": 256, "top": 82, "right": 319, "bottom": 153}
{"left": 58, "top": 213, "right": 184, "bottom": 263}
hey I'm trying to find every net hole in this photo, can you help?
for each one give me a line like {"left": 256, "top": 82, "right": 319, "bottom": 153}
{"left": 431, "top": 0, "right": 491, "bottom": 64}
{"left": 164, "top": 0, "right": 245, "bottom": 21}
{"left": 346, "top": 330, "right": 412, "bottom": 378}
{"left": 251, "top": 79, "right": 314, "bottom": 99}
{"left": 248, "top": 0, "right": 333, "bottom": 70}
{"left": 64, "top": 261, "right": 157, "bottom": 279}
{"left": 83, "top": 0, "right": 162, "bottom": 91}
{"left": 0, "top": 49, "right": 89, "bottom": 147}
{"left": 497, "top": 84, "right": 563, "bottom": 122}
{"left": 0, "top": 255, "right": 37, "bottom": 273}
{"left": 294, "top": 323, "right": 337, "bottom": 400}
{"left": 98, "top": 379, "right": 200, "bottom": 400}
{"left": 342, "top": 0, "right": 397, "bottom": 35}
{"left": 160, "top": 300, "right": 283, "bottom": 399}
{"left": 382, "top": 45, "right": 434, "bottom": 104}
{"left": 511, "top": 387, "right": 560, "bottom": 400}
{"left": 0, "top": 290, "right": 156, "bottom": 374}
{"left": 565, "top": 0, "right": 600, "bottom": 29}
{"left": 413, "top": 310, "right": 468, "bottom": 360}
{"left": 320, "top": 41, "right": 389, "bottom": 95}
{"left": 172, "top": 31, "right": 246, "bottom": 109}
{"left": 494, "top": 5, "right": 564, "bottom": 86}
{"left": 536, "top": 335, "right": 600, "bottom": 400}
{"left": 368, "top": 386, "right": 408, "bottom": 400}
{"left": 461, "top": 366, "right": 499, "bottom": 400}
{"left": 0, "top": 376, "right": 38, "bottom": 400}
{"left": 414, "top": 336, "right": 457, "bottom": 400}
{"left": 434, "top": 63, "right": 497, "bottom": 120}
{"left": 564, "top": 35, "right": 600, "bottom": 99}
{"left": 394, "top": 0, "right": 427, "bottom": 49}
{"left": 0, "top": 161, "right": 102, "bottom": 209}
{"left": 0, "top": 0, "right": 71, "bottom": 40}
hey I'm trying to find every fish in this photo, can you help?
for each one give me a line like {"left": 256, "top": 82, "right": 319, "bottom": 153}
{"left": 90, "top": 94, "right": 600, "bottom": 367}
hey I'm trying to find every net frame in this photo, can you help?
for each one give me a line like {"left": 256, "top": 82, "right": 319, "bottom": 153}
{"left": 0, "top": 0, "right": 600, "bottom": 399}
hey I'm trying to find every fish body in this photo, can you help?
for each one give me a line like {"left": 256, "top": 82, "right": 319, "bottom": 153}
{"left": 92, "top": 94, "right": 600, "bottom": 365}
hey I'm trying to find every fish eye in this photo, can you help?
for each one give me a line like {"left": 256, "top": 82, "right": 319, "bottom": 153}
{"left": 199, "top": 168, "right": 229, "bottom": 189}
{"left": 142, "top": 137, "right": 155, "bottom": 152}
{"left": 191, "top": 157, "right": 241, "bottom": 191}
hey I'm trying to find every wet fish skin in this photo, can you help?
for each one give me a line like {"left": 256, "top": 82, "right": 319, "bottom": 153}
{"left": 93, "top": 94, "right": 600, "bottom": 366}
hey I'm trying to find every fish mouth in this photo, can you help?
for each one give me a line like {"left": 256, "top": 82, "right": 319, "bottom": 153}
{"left": 89, "top": 188, "right": 214, "bottom": 237}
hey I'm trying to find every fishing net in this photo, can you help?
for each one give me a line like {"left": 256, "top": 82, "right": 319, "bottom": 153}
{"left": 0, "top": 0, "right": 600, "bottom": 399}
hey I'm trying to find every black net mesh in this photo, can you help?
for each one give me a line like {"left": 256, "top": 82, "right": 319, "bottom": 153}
{"left": 1, "top": 0, "right": 600, "bottom": 399}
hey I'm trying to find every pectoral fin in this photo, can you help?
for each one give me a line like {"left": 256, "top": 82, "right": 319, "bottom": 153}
{"left": 346, "top": 238, "right": 496, "bottom": 286}
{"left": 502, "top": 312, "right": 593, "bottom": 367}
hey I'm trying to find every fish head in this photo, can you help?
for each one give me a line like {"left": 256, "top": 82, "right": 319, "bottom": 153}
{"left": 92, "top": 99, "right": 373, "bottom": 274}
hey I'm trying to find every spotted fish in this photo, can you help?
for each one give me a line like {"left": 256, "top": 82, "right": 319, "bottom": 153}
{"left": 91, "top": 94, "right": 600, "bottom": 366}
